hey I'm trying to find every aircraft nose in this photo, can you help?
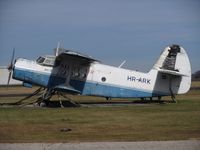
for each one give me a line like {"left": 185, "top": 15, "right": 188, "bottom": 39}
{"left": 13, "top": 58, "right": 20, "bottom": 71}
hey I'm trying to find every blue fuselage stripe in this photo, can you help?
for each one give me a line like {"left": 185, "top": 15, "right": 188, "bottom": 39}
{"left": 13, "top": 68, "right": 167, "bottom": 98}
{"left": 13, "top": 68, "right": 65, "bottom": 88}
{"left": 70, "top": 79, "right": 154, "bottom": 98}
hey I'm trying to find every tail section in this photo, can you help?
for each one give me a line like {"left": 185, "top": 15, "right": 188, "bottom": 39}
{"left": 152, "top": 44, "right": 191, "bottom": 95}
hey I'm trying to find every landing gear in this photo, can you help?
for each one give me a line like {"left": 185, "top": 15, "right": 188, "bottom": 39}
{"left": 36, "top": 89, "right": 53, "bottom": 107}
{"left": 158, "top": 96, "right": 162, "bottom": 101}
{"left": 106, "top": 97, "right": 112, "bottom": 100}
{"left": 139, "top": 96, "right": 163, "bottom": 103}
{"left": 169, "top": 75, "right": 177, "bottom": 103}
{"left": 57, "top": 92, "right": 64, "bottom": 108}
{"left": 35, "top": 92, "right": 79, "bottom": 108}
{"left": 140, "top": 97, "right": 153, "bottom": 101}
{"left": 170, "top": 94, "right": 177, "bottom": 103}
{"left": 38, "top": 100, "right": 49, "bottom": 107}
{"left": 59, "top": 92, "right": 80, "bottom": 107}
{"left": 36, "top": 89, "right": 73, "bottom": 108}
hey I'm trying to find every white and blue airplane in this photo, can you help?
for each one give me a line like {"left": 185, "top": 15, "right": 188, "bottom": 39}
{"left": 7, "top": 44, "right": 191, "bottom": 106}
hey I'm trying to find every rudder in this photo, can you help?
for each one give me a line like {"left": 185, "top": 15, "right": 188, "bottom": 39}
{"left": 153, "top": 44, "right": 191, "bottom": 94}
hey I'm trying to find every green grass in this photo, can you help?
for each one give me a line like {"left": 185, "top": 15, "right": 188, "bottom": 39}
{"left": 0, "top": 85, "right": 200, "bottom": 143}
{"left": 191, "top": 81, "right": 200, "bottom": 87}
{"left": 0, "top": 96, "right": 200, "bottom": 142}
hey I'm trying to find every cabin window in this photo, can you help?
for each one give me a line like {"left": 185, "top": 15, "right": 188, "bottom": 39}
{"left": 162, "top": 74, "right": 167, "bottom": 80}
{"left": 44, "top": 58, "right": 55, "bottom": 66}
{"left": 81, "top": 73, "right": 87, "bottom": 79}
{"left": 36, "top": 56, "right": 56, "bottom": 67}
{"left": 101, "top": 77, "right": 106, "bottom": 82}
{"left": 72, "top": 67, "right": 80, "bottom": 77}
{"left": 45, "top": 59, "right": 51, "bottom": 64}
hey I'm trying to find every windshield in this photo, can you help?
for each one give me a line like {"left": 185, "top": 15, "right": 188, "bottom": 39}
{"left": 36, "top": 57, "right": 45, "bottom": 64}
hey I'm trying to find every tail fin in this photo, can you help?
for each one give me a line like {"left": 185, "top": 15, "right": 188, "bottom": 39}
{"left": 153, "top": 44, "right": 191, "bottom": 94}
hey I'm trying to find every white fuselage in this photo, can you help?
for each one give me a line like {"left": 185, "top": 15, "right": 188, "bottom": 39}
{"left": 87, "top": 63, "right": 158, "bottom": 94}
{"left": 13, "top": 45, "right": 191, "bottom": 98}
{"left": 13, "top": 58, "right": 167, "bottom": 98}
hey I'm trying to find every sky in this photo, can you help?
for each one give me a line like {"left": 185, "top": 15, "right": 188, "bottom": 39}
{"left": 0, "top": 0, "right": 200, "bottom": 73}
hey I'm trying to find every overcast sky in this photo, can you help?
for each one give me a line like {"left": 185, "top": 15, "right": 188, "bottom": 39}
{"left": 0, "top": 0, "right": 199, "bottom": 72}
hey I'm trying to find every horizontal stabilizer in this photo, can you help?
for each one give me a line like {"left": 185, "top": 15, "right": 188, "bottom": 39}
{"left": 54, "top": 85, "right": 81, "bottom": 94}
{"left": 157, "top": 68, "right": 188, "bottom": 77}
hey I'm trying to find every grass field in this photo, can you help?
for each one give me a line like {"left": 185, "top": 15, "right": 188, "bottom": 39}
{"left": 191, "top": 81, "right": 200, "bottom": 87}
{"left": 0, "top": 83, "right": 200, "bottom": 143}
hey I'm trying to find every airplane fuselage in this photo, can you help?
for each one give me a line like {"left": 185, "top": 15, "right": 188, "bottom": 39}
{"left": 11, "top": 45, "right": 192, "bottom": 102}
{"left": 13, "top": 58, "right": 172, "bottom": 98}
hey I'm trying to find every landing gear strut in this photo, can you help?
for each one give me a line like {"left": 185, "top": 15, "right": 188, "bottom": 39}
{"left": 106, "top": 97, "right": 111, "bottom": 100}
{"left": 36, "top": 89, "right": 54, "bottom": 107}
{"left": 169, "top": 76, "right": 177, "bottom": 103}
{"left": 140, "top": 97, "right": 153, "bottom": 101}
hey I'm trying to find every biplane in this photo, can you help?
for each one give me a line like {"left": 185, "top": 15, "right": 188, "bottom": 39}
{"left": 7, "top": 44, "right": 191, "bottom": 106}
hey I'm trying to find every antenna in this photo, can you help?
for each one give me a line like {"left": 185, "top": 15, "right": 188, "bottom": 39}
{"left": 118, "top": 60, "right": 126, "bottom": 68}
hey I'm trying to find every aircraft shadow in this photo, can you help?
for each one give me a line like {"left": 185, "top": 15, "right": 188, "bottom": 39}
{"left": 45, "top": 100, "right": 169, "bottom": 108}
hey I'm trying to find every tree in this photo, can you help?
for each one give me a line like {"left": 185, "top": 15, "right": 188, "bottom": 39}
{"left": 192, "top": 70, "right": 200, "bottom": 81}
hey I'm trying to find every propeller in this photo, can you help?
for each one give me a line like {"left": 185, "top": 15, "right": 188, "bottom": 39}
{"left": 7, "top": 48, "right": 15, "bottom": 86}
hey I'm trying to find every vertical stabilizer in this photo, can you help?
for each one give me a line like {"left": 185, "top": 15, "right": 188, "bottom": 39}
{"left": 152, "top": 45, "right": 191, "bottom": 94}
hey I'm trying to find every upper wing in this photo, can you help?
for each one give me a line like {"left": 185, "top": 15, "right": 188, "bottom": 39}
{"left": 56, "top": 49, "right": 99, "bottom": 63}
{"left": 52, "top": 49, "right": 98, "bottom": 94}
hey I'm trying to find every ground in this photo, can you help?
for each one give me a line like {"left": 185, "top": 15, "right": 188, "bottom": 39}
{"left": 0, "top": 82, "right": 200, "bottom": 143}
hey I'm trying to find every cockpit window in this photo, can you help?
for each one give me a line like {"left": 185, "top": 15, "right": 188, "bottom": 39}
{"left": 36, "top": 57, "right": 45, "bottom": 64}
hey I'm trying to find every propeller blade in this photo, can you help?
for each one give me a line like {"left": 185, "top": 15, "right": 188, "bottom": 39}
{"left": 11, "top": 48, "right": 15, "bottom": 64}
{"left": 7, "top": 71, "right": 12, "bottom": 86}
{"left": 7, "top": 48, "right": 15, "bottom": 70}
{"left": 7, "top": 48, "right": 15, "bottom": 87}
